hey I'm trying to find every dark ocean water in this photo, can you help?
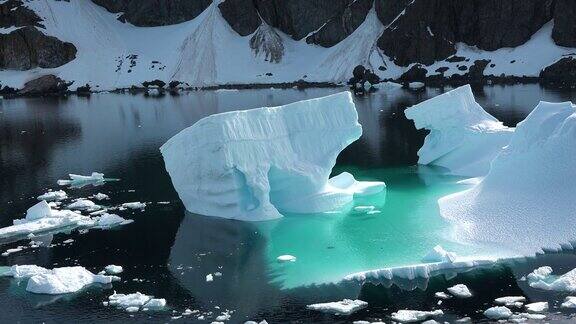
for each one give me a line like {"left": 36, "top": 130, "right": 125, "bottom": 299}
{"left": 1, "top": 85, "right": 576, "bottom": 323}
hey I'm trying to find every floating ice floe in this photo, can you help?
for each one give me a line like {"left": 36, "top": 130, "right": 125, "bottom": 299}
{"left": 0, "top": 201, "right": 131, "bottom": 241}
{"left": 103, "top": 265, "right": 123, "bottom": 275}
{"left": 408, "top": 82, "right": 425, "bottom": 90}
{"left": 525, "top": 302, "right": 548, "bottom": 313}
{"left": 1, "top": 265, "right": 119, "bottom": 294}
{"left": 37, "top": 190, "right": 67, "bottom": 201}
{"left": 121, "top": 202, "right": 146, "bottom": 210}
{"left": 67, "top": 199, "right": 101, "bottom": 211}
{"left": 306, "top": 299, "right": 368, "bottom": 315}
{"left": 276, "top": 255, "right": 296, "bottom": 263}
{"left": 106, "top": 291, "right": 166, "bottom": 312}
{"left": 438, "top": 100, "right": 576, "bottom": 255}
{"left": 58, "top": 172, "right": 117, "bottom": 188}
{"left": 483, "top": 306, "right": 512, "bottom": 320}
{"left": 447, "top": 284, "right": 472, "bottom": 298}
{"left": 405, "top": 85, "right": 513, "bottom": 177}
{"left": 527, "top": 266, "right": 576, "bottom": 292}
{"left": 92, "top": 193, "right": 109, "bottom": 201}
{"left": 160, "top": 92, "right": 385, "bottom": 221}
{"left": 434, "top": 292, "right": 451, "bottom": 299}
{"left": 206, "top": 274, "right": 214, "bottom": 282}
{"left": 494, "top": 296, "right": 526, "bottom": 307}
{"left": 390, "top": 309, "right": 443, "bottom": 323}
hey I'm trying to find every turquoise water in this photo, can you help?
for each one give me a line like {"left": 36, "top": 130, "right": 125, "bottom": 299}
{"left": 261, "top": 166, "right": 488, "bottom": 289}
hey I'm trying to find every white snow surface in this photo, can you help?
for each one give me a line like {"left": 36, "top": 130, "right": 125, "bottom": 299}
{"left": 439, "top": 101, "right": 576, "bottom": 255}
{"left": 160, "top": 92, "right": 385, "bottom": 221}
{"left": 306, "top": 299, "right": 368, "bottom": 315}
{"left": 3, "top": 265, "right": 117, "bottom": 295}
{"left": 390, "top": 309, "right": 443, "bottom": 323}
{"left": 405, "top": 85, "right": 513, "bottom": 177}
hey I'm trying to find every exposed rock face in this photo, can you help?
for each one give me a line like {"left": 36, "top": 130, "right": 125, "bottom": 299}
{"left": 0, "top": 27, "right": 77, "bottom": 70}
{"left": 255, "top": 0, "right": 354, "bottom": 40}
{"left": 374, "top": 0, "right": 411, "bottom": 26}
{"left": 378, "top": 0, "right": 554, "bottom": 66}
{"left": 19, "top": 75, "right": 72, "bottom": 96}
{"left": 398, "top": 65, "right": 428, "bottom": 82}
{"left": 91, "top": 0, "right": 212, "bottom": 26}
{"left": 250, "top": 23, "right": 284, "bottom": 63}
{"left": 305, "top": 0, "right": 372, "bottom": 47}
{"left": 552, "top": 0, "right": 576, "bottom": 47}
{"left": 540, "top": 57, "right": 576, "bottom": 84}
{"left": 218, "top": 0, "right": 261, "bottom": 36}
{"left": 0, "top": 0, "right": 43, "bottom": 28}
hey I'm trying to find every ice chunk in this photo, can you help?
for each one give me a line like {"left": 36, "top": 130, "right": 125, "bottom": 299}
{"left": 439, "top": 101, "right": 576, "bottom": 255}
{"left": 405, "top": 85, "right": 513, "bottom": 177}
{"left": 408, "top": 82, "right": 425, "bottom": 90}
{"left": 421, "top": 245, "right": 457, "bottom": 263}
{"left": 121, "top": 202, "right": 146, "bottom": 210}
{"left": 104, "top": 265, "right": 123, "bottom": 275}
{"left": 24, "top": 201, "right": 52, "bottom": 221}
{"left": 93, "top": 193, "right": 109, "bottom": 201}
{"left": 390, "top": 309, "right": 443, "bottom": 323}
{"left": 144, "top": 298, "right": 166, "bottom": 309}
{"left": 561, "top": 296, "right": 576, "bottom": 308}
{"left": 67, "top": 199, "right": 100, "bottom": 211}
{"left": 206, "top": 274, "right": 214, "bottom": 282}
{"left": 276, "top": 255, "right": 296, "bottom": 262}
{"left": 58, "top": 172, "right": 115, "bottom": 188}
{"left": 525, "top": 302, "right": 548, "bottom": 313}
{"left": 434, "top": 292, "right": 451, "bottom": 299}
{"left": 108, "top": 292, "right": 151, "bottom": 310}
{"left": 447, "top": 284, "right": 472, "bottom": 298}
{"left": 494, "top": 296, "right": 526, "bottom": 307}
{"left": 483, "top": 306, "right": 512, "bottom": 320}
{"left": 3, "top": 265, "right": 116, "bottom": 295}
{"left": 527, "top": 267, "right": 576, "bottom": 292}
{"left": 37, "top": 190, "right": 67, "bottom": 201}
{"left": 160, "top": 92, "right": 385, "bottom": 221}
{"left": 306, "top": 299, "right": 368, "bottom": 315}
{"left": 96, "top": 213, "right": 132, "bottom": 228}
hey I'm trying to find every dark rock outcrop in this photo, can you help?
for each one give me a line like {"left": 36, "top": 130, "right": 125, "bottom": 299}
{"left": 0, "top": 27, "right": 77, "bottom": 70}
{"left": 254, "top": 0, "right": 353, "bottom": 40}
{"left": 552, "top": 0, "right": 576, "bottom": 47}
{"left": 398, "top": 65, "right": 428, "bottom": 83}
{"left": 374, "top": 0, "right": 411, "bottom": 26}
{"left": 250, "top": 23, "right": 284, "bottom": 63}
{"left": 540, "top": 57, "right": 576, "bottom": 84}
{"left": 378, "top": 0, "right": 554, "bottom": 66}
{"left": 305, "top": 0, "right": 372, "bottom": 47}
{"left": 218, "top": 0, "right": 262, "bottom": 36}
{"left": 92, "top": 0, "right": 212, "bottom": 26}
{"left": 19, "top": 75, "right": 72, "bottom": 96}
{"left": 467, "top": 59, "right": 491, "bottom": 80}
{"left": 0, "top": 0, "right": 43, "bottom": 28}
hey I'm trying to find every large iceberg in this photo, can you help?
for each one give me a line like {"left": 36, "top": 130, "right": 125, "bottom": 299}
{"left": 440, "top": 101, "right": 576, "bottom": 254}
{"left": 160, "top": 92, "right": 385, "bottom": 221}
{"left": 404, "top": 85, "right": 513, "bottom": 177}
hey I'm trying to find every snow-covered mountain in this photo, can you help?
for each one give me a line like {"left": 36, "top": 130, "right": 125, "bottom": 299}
{"left": 1, "top": 0, "right": 576, "bottom": 91}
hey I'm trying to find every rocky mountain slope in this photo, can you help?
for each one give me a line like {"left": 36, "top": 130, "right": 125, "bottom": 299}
{"left": 1, "top": 0, "right": 575, "bottom": 92}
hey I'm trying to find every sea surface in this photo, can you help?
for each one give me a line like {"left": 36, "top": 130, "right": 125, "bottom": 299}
{"left": 1, "top": 85, "right": 576, "bottom": 323}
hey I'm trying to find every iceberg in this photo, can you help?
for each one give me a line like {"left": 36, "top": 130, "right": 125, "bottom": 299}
{"left": 160, "top": 92, "right": 385, "bottom": 221}
{"left": 404, "top": 85, "right": 513, "bottom": 177}
{"left": 439, "top": 101, "right": 576, "bottom": 254}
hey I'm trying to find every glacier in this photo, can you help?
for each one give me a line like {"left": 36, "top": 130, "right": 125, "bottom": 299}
{"left": 404, "top": 85, "right": 513, "bottom": 177}
{"left": 160, "top": 92, "right": 385, "bottom": 221}
{"left": 439, "top": 101, "right": 576, "bottom": 255}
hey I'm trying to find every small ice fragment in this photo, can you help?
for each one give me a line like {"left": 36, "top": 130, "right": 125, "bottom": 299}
{"left": 525, "top": 302, "right": 548, "bottom": 313}
{"left": 306, "top": 299, "right": 368, "bottom": 315}
{"left": 561, "top": 296, "right": 576, "bottom": 308}
{"left": 108, "top": 291, "right": 151, "bottom": 311}
{"left": 122, "top": 202, "right": 146, "bottom": 210}
{"left": 126, "top": 306, "right": 139, "bottom": 313}
{"left": 144, "top": 298, "right": 166, "bottom": 309}
{"left": 2, "top": 247, "right": 23, "bottom": 256}
{"left": 97, "top": 213, "right": 131, "bottom": 228}
{"left": 67, "top": 199, "right": 100, "bottom": 211}
{"left": 215, "top": 311, "right": 231, "bottom": 321}
{"left": 206, "top": 274, "right": 214, "bottom": 282}
{"left": 63, "top": 239, "right": 74, "bottom": 244}
{"left": 93, "top": 193, "right": 109, "bottom": 201}
{"left": 353, "top": 206, "right": 375, "bottom": 213}
{"left": 104, "top": 265, "right": 123, "bottom": 274}
{"left": 214, "top": 272, "right": 222, "bottom": 277}
{"left": 527, "top": 266, "right": 553, "bottom": 281}
{"left": 390, "top": 309, "right": 443, "bottom": 323}
{"left": 276, "top": 255, "right": 296, "bottom": 262}
{"left": 183, "top": 309, "right": 194, "bottom": 316}
{"left": 422, "top": 245, "right": 457, "bottom": 263}
{"left": 483, "top": 306, "right": 512, "bottom": 320}
{"left": 434, "top": 292, "right": 451, "bottom": 299}
{"left": 366, "top": 210, "right": 381, "bottom": 215}
{"left": 37, "top": 190, "right": 67, "bottom": 201}
{"left": 447, "top": 284, "right": 472, "bottom": 298}
{"left": 494, "top": 296, "right": 525, "bottom": 307}
{"left": 408, "top": 82, "right": 425, "bottom": 89}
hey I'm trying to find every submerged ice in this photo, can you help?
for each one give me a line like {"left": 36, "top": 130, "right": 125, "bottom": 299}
{"left": 404, "top": 85, "right": 513, "bottom": 177}
{"left": 161, "top": 92, "right": 384, "bottom": 221}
